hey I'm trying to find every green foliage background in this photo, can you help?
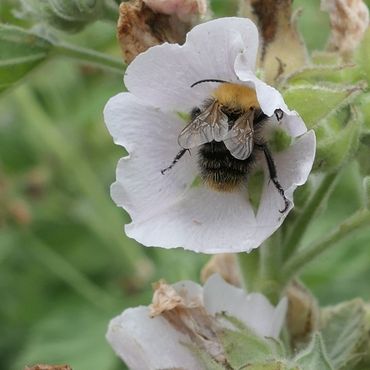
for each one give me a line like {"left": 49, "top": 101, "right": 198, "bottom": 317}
{"left": 0, "top": 0, "right": 369, "bottom": 369}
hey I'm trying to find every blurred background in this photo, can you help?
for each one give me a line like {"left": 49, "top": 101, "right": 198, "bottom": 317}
{"left": 0, "top": 0, "right": 370, "bottom": 369}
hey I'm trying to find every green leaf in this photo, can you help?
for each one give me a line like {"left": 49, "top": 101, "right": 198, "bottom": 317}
{"left": 242, "top": 361, "right": 296, "bottom": 370}
{"left": 294, "top": 334, "right": 333, "bottom": 370}
{"left": 217, "top": 315, "right": 284, "bottom": 369}
{"left": 310, "top": 51, "right": 340, "bottom": 66}
{"left": 284, "top": 64, "right": 358, "bottom": 85}
{"left": 320, "top": 299, "right": 370, "bottom": 369}
{"left": 0, "top": 24, "right": 52, "bottom": 93}
{"left": 283, "top": 84, "right": 363, "bottom": 128}
{"left": 186, "top": 343, "right": 226, "bottom": 370}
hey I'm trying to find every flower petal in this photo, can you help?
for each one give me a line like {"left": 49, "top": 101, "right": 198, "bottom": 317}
{"left": 172, "top": 280, "right": 203, "bottom": 307}
{"left": 123, "top": 130, "right": 315, "bottom": 253}
{"left": 107, "top": 95, "right": 315, "bottom": 252}
{"left": 233, "top": 66, "right": 289, "bottom": 116}
{"left": 107, "top": 306, "right": 203, "bottom": 370}
{"left": 125, "top": 186, "right": 262, "bottom": 253}
{"left": 104, "top": 93, "right": 198, "bottom": 221}
{"left": 255, "top": 130, "right": 316, "bottom": 240}
{"left": 203, "top": 274, "right": 288, "bottom": 339}
{"left": 125, "top": 17, "right": 259, "bottom": 112}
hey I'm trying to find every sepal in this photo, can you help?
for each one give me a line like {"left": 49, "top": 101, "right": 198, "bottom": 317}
{"left": 320, "top": 299, "right": 370, "bottom": 370}
{"left": 294, "top": 334, "right": 333, "bottom": 370}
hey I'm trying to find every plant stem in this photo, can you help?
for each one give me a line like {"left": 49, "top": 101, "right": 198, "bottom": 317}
{"left": 258, "top": 233, "right": 283, "bottom": 304}
{"left": 237, "top": 250, "right": 260, "bottom": 292}
{"left": 52, "top": 42, "right": 125, "bottom": 74}
{"left": 283, "top": 171, "right": 340, "bottom": 259}
{"left": 282, "top": 209, "right": 370, "bottom": 281}
{"left": 26, "top": 232, "right": 119, "bottom": 311}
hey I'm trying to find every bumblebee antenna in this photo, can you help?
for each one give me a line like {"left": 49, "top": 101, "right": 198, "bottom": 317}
{"left": 191, "top": 79, "right": 229, "bottom": 88}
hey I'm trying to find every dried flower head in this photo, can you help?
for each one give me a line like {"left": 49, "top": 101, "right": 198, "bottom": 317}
{"left": 107, "top": 274, "right": 287, "bottom": 370}
{"left": 322, "top": 0, "right": 369, "bottom": 54}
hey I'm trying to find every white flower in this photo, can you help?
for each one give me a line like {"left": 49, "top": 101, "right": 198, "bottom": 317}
{"left": 104, "top": 17, "right": 316, "bottom": 253}
{"left": 107, "top": 274, "right": 288, "bottom": 370}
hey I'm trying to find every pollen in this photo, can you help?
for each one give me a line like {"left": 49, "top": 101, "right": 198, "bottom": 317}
{"left": 212, "top": 83, "right": 260, "bottom": 111}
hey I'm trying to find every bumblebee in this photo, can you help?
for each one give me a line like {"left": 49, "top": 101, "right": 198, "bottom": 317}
{"left": 161, "top": 79, "right": 289, "bottom": 213}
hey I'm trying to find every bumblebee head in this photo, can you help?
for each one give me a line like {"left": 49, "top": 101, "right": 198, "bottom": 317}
{"left": 191, "top": 79, "right": 260, "bottom": 112}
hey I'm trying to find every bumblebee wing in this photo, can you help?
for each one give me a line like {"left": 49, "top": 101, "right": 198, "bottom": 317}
{"left": 223, "top": 110, "right": 254, "bottom": 160}
{"left": 178, "top": 101, "right": 229, "bottom": 149}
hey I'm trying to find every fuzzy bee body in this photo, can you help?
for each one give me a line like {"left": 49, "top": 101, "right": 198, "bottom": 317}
{"left": 161, "top": 81, "right": 289, "bottom": 212}
{"left": 198, "top": 140, "right": 256, "bottom": 192}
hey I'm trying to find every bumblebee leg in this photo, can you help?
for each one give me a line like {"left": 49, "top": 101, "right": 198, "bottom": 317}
{"left": 255, "top": 143, "right": 289, "bottom": 213}
{"left": 161, "top": 148, "right": 188, "bottom": 175}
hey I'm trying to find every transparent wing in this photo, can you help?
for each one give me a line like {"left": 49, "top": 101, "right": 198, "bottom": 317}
{"left": 178, "top": 101, "right": 229, "bottom": 149}
{"left": 223, "top": 110, "right": 254, "bottom": 160}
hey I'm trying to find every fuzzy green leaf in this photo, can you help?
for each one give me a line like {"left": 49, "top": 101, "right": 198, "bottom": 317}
{"left": 185, "top": 343, "right": 226, "bottom": 370}
{"left": 314, "top": 107, "right": 361, "bottom": 172}
{"left": 241, "top": 361, "right": 296, "bottom": 370}
{"left": 284, "top": 64, "right": 360, "bottom": 85}
{"left": 283, "top": 84, "right": 363, "bottom": 128}
{"left": 0, "top": 24, "right": 52, "bottom": 93}
{"left": 320, "top": 299, "right": 370, "bottom": 370}
{"left": 310, "top": 51, "right": 340, "bottom": 66}
{"left": 217, "top": 316, "right": 284, "bottom": 370}
{"left": 294, "top": 334, "right": 333, "bottom": 370}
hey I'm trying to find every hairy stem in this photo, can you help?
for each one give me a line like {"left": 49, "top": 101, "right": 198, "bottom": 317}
{"left": 258, "top": 232, "right": 283, "bottom": 304}
{"left": 282, "top": 209, "right": 370, "bottom": 281}
{"left": 53, "top": 42, "right": 125, "bottom": 74}
{"left": 283, "top": 171, "right": 340, "bottom": 259}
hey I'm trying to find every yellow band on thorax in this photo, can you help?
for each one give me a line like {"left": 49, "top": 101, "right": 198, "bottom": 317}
{"left": 212, "top": 83, "right": 260, "bottom": 111}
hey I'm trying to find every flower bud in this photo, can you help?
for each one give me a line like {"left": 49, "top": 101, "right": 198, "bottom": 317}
{"left": 18, "top": 0, "right": 104, "bottom": 33}
{"left": 200, "top": 254, "right": 241, "bottom": 287}
{"left": 286, "top": 280, "right": 319, "bottom": 346}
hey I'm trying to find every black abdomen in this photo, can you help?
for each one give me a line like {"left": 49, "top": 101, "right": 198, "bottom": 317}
{"left": 198, "top": 141, "right": 255, "bottom": 191}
